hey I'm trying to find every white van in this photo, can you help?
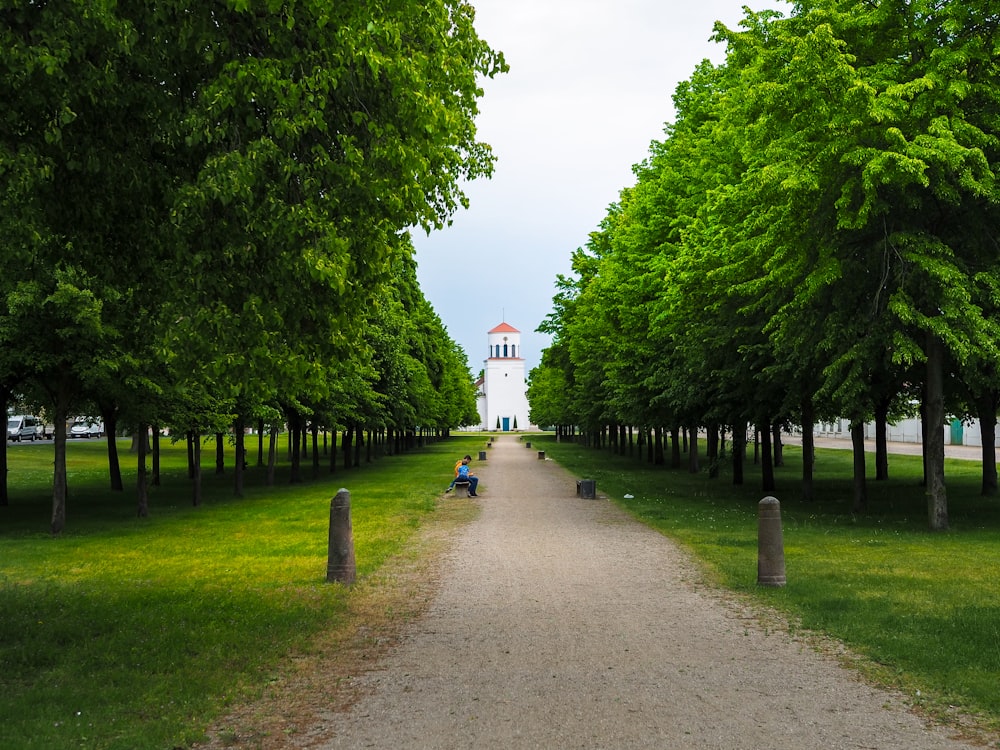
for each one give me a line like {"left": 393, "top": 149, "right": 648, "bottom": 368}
{"left": 68, "top": 417, "right": 104, "bottom": 439}
{"left": 7, "top": 415, "right": 44, "bottom": 442}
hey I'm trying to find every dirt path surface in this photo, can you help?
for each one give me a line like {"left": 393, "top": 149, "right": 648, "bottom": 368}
{"left": 293, "top": 435, "right": 982, "bottom": 750}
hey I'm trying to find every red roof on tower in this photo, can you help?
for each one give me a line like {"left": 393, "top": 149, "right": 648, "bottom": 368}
{"left": 489, "top": 322, "right": 520, "bottom": 334}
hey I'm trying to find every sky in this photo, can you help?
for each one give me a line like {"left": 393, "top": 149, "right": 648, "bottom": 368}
{"left": 412, "top": 0, "right": 789, "bottom": 376}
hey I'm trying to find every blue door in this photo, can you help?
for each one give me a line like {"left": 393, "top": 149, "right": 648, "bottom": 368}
{"left": 502, "top": 417, "right": 510, "bottom": 432}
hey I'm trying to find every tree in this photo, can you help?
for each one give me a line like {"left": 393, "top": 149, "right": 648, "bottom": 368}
{"left": 1, "top": 1, "right": 506, "bottom": 529}
{"left": 712, "top": 1, "right": 1000, "bottom": 525}
{"left": 534, "top": 0, "right": 1000, "bottom": 529}
{"left": 0, "top": 2, "right": 162, "bottom": 531}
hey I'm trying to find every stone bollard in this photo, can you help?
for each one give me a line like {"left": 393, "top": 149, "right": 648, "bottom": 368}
{"left": 478, "top": 450, "right": 487, "bottom": 460}
{"left": 537, "top": 450, "right": 545, "bottom": 459}
{"left": 757, "top": 496, "right": 786, "bottom": 587}
{"left": 580, "top": 479, "right": 596, "bottom": 499}
{"left": 327, "top": 488, "right": 357, "bottom": 584}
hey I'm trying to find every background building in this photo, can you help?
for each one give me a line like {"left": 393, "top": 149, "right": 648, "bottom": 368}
{"left": 476, "top": 322, "right": 531, "bottom": 431}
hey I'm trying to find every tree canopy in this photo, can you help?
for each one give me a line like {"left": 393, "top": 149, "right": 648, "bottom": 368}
{"left": 1, "top": 0, "right": 505, "bottom": 530}
{"left": 529, "top": 0, "right": 1000, "bottom": 529}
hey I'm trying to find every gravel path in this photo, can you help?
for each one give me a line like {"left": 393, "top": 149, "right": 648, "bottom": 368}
{"left": 298, "top": 435, "right": 983, "bottom": 749}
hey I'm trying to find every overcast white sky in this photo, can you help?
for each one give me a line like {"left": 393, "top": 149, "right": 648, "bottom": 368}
{"left": 412, "top": 0, "right": 789, "bottom": 376}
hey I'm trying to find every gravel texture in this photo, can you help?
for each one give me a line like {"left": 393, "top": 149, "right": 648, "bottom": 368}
{"left": 291, "top": 435, "right": 987, "bottom": 750}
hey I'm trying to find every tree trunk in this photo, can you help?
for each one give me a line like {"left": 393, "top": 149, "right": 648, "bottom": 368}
{"left": 215, "top": 432, "right": 224, "bottom": 475}
{"left": 0, "top": 431, "right": 6, "bottom": 507}
{"left": 257, "top": 418, "right": 266, "bottom": 466}
{"left": 311, "top": 421, "right": 320, "bottom": 477}
{"left": 732, "top": 423, "right": 745, "bottom": 486}
{"left": 653, "top": 426, "right": 664, "bottom": 465}
{"left": 771, "top": 422, "right": 784, "bottom": 467}
{"left": 342, "top": 424, "right": 353, "bottom": 471}
{"left": 106, "top": 413, "right": 123, "bottom": 491}
{"left": 977, "top": 393, "right": 998, "bottom": 496}
{"left": 925, "top": 333, "right": 948, "bottom": 530}
{"left": 851, "top": 421, "right": 867, "bottom": 513}
{"left": 234, "top": 416, "right": 245, "bottom": 497}
{"left": 919, "top": 398, "right": 928, "bottom": 488}
{"left": 874, "top": 399, "right": 889, "bottom": 480}
{"left": 266, "top": 424, "right": 277, "bottom": 487}
{"left": 151, "top": 426, "right": 160, "bottom": 487}
{"left": 192, "top": 434, "right": 202, "bottom": 507}
{"left": 0, "top": 387, "right": 9, "bottom": 507}
{"left": 801, "top": 399, "right": 815, "bottom": 502}
{"left": 707, "top": 423, "right": 719, "bottom": 479}
{"left": 670, "top": 426, "right": 681, "bottom": 468}
{"left": 187, "top": 431, "right": 196, "bottom": 479}
{"left": 759, "top": 422, "right": 775, "bottom": 492}
{"left": 137, "top": 425, "right": 149, "bottom": 518}
{"left": 289, "top": 414, "right": 303, "bottom": 484}
{"left": 51, "top": 411, "right": 69, "bottom": 534}
{"left": 688, "top": 427, "right": 699, "bottom": 474}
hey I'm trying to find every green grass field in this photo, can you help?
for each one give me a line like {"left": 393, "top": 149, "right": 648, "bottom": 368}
{"left": 2, "top": 431, "right": 999, "bottom": 747}
{"left": 0, "top": 433, "right": 486, "bottom": 750}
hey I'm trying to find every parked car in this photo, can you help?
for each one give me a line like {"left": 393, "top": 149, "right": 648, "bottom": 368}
{"left": 69, "top": 418, "right": 104, "bottom": 439}
{"left": 7, "top": 415, "right": 44, "bottom": 442}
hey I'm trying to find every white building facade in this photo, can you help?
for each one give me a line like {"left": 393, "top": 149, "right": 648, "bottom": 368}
{"left": 812, "top": 417, "right": 1000, "bottom": 447}
{"left": 476, "top": 322, "right": 531, "bottom": 432}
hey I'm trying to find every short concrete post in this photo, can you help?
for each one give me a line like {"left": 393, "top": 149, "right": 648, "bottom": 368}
{"left": 327, "top": 488, "right": 356, "bottom": 584}
{"left": 757, "top": 496, "right": 786, "bottom": 587}
{"left": 537, "top": 450, "right": 545, "bottom": 460}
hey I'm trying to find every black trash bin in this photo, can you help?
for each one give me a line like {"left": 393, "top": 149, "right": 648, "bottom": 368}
{"left": 580, "top": 479, "right": 596, "bottom": 499}
{"left": 478, "top": 450, "right": 487, "bottom": 460}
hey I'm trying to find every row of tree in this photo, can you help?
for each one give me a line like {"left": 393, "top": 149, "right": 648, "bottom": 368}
{"left": 0, "top": 1, "right": 506, "bottom": 531}
{"left": 527, "top": 0, "right": 1000, "bottom": 529}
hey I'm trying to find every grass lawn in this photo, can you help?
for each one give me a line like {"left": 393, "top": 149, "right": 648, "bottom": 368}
{"left": 3, "top": 430, "right": 999, "bottom": 747}
{"left": 535, "top": 433, "right": 1000, "bottom": 739}
{"left": 0, "top": 433, "right": 488, "bottom": 750}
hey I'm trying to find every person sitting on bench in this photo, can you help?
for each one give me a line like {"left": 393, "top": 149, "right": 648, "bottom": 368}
{"left": 446, "top": 456, "right": 479, "bottom": 496}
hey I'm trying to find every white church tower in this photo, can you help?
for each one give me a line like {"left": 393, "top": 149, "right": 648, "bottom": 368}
{"left": 476, "top": 321, "right": 531, "bottom": 432}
